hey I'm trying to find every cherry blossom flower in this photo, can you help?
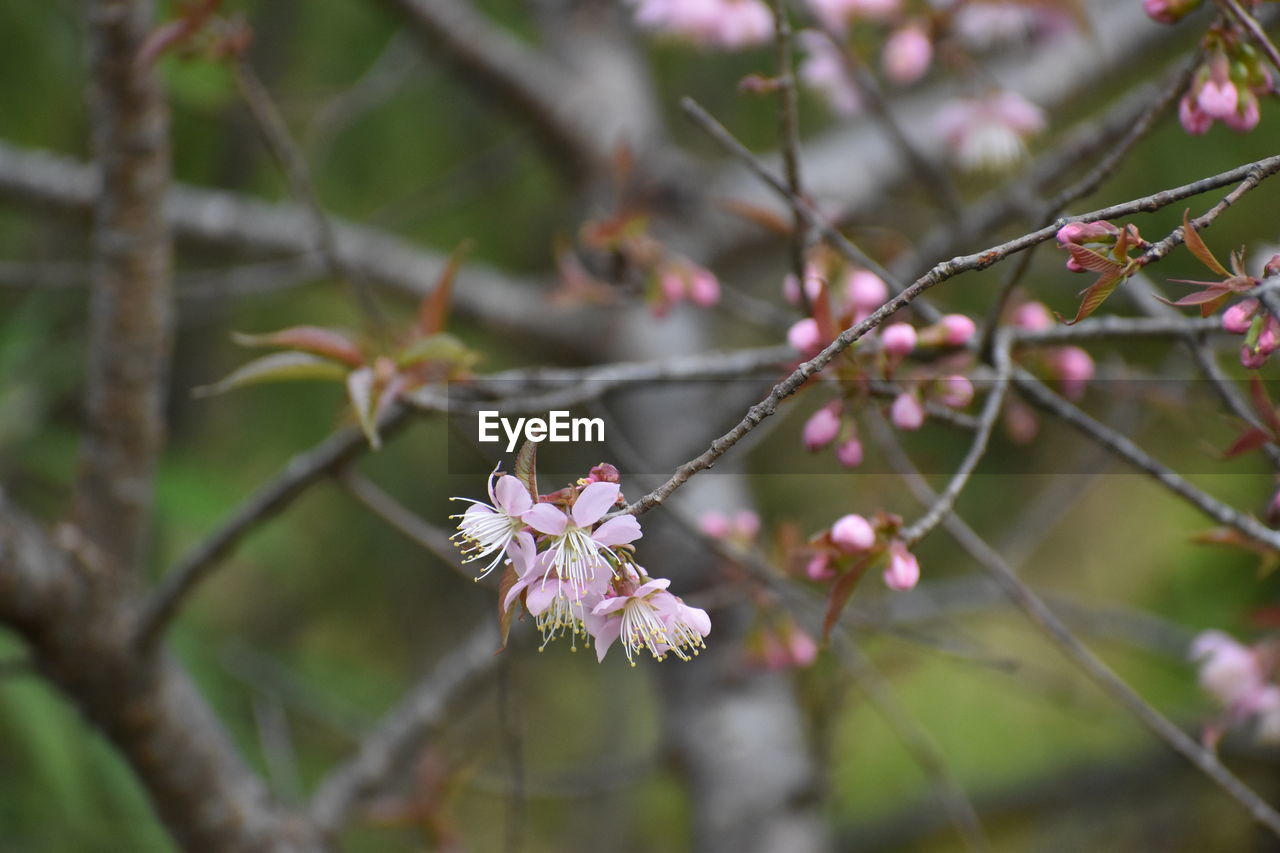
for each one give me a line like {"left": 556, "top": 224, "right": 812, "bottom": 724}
{"left": 629, "top": 0, "right": 773, "bottom": 50}
{"left": 937, "top": 91, "right": 1045, "bottom": 172}
{"left": 882, "top": 24, "right": 932, "bottom": 85}
{"left": 1192, "top": 630, "right": 1263, "bottom": 709}
{"left": 503, "top": 533, "right": 603, "bottom": 652}
{"left": 588, "top": 577, "right": 708, "bottom": 664}
{"left": 806, "top": 0, "right": 898, "bottom": 32}
{"left": 831, "top": 513, "right": 875, "bottom": 551}
{"left": 798, "top": 31, "right": 862, "bottom": 117}
{"left": 952, "top": 3, "right": 1074, "bottom": 50}
{"left": 450, "top": 467, "right": 532, "bottom": 578}
{"left": 521, "top": 482, "right": 642, "bottom": 596}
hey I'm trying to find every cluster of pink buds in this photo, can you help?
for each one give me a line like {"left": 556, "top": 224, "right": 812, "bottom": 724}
{"left": 1191, "top": 630, "right": 1280, "bottom": 745}
{"left": 1217, "top": 256, "right": 1280, "bottom": 368}
{"left": 746, "top": 615, "right": 819, "bottom": 670}
{"left": 1175, "top": 23, "right": 1274, "bottom": 134}
{"left": 627, "top": 0, "right": 773, "bottom": 50}
{"left": 452, "top": 462, "right": 710, "bottom": 665}
{"left": 803, "top": 512, "right": 921, "bottom": 591}
{"left": 1142, "top": 0, "right": 1202, "bottom": 25}
{"left": 935, "top": 90, "right": 1045, "bottom": 172}
{"left": 1055, "top": 220, "right": 1139, "bottom": 271}
{"left": 698, "top": 508, "right": 761, "bottom": 544}
{"left": 656, "top": 260, "right": 721, "bottom": 316}
{"left": 1011, "top": 300, "right": 1096, "bottom": 401}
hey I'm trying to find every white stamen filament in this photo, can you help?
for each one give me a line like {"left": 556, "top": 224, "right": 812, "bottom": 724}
{"left": 621, "top": 597, "right": 672, "bottom": 666}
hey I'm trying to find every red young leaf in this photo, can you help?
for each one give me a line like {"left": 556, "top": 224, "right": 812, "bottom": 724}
{"left": 1224, "top": 427, "right": 1273, "bottom": 458}
{"left": 1065, "top": 243, "right": 1124, "bottom": 275}
{"left": 1059, "top": 267, "right": 1126, "bottom": 325}
{"left": 812, "top": 277, "right": 835, "bottom": 341}
{"left": 822, "top": 556, "right": 873, "bottom": 642}
{"left": 346, "top": 367, "right": 381, "bottom": 449}
{"left": 419, "top": 241, "right": 473, "bottom": 335}
{"left": 1181, "top": 209, "right": 1230, "bottom": 278}
{"left": 233, "top": 326, "right": 365, "bottom": 367}
{"left": 1158, "top": 287, "right": 1233, "bottom": 307}
{"left": 1249, "top": 374, "right": 1280, "bottom": 435}
{"left": 194, "top": 351, "right": 347, "bottom": 397}
{"left": 514, "top": 439, "right": 539, "bottom": 503}
{"left": 497, "top": 563, "right": 520, "bottom": 650}
{"left": 1200, "top": 292, "right": 1232, "bottom": 318}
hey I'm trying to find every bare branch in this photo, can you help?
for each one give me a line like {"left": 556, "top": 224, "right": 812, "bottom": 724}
{"left": 309, "top": 621, "right": 501, "bottom": 834}
{"left": 74, "top": 0, "right": 174, "bottom": 576}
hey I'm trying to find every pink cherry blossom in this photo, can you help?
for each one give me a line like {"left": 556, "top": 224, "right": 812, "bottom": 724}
{"left": 806, "top": 0, "right": 898, "bottom": 31}
{"left": 835, "top": 437, "right": 863, "bottom": 468}
{"left": 803, "top": 403, "right": 842, "bottom": 451}
{"left": 733, "top": 510, "right": 761, "bottom": 539}
{"left": 1197, "top": 79, "right": 1239, "bottom": 120}
{"left": 450, "top": 468, "right": 533, "bottom": 578}
{"left": 806, "top": 552, "right": 836, "bottom": 581}
{"left": 890, "top": 392, "right": 925, "bottom": 431}
{"left": 521, "top": 481, "right": 642, "bottom": 595}
{"left": 784, "top": 264, "right": 825, "bottom": 305}
{"left": 788, "top": 317, "right": 823, "bottom": 356}
{"left": 588, "top": 577, "right": 709, "bottom": 664}
{"left": 845, "top": 269, "right": 888, "bottom": 314}
{"left": 939, "top": 375, "right": 974, "bottom": 409}
{"left": 938, "top": 314, "right": 977, "bottom": 346}
{"left": 882, "top": 24, "right": 932, "bottom": 85}
{"left": 1224, "top": 91, "right": 1261, "bottom": 133}
{"left": 688, "top": 267, "right": 721, "bottom": 307}
{"left": 1049, "top": 346, "right": 1094, "bottom": 401}
{"left": 798, "top": 31, "right": 862, "bottom": 117}
{"left": 629, "top": 0, "right": 773, "bottom": 50}
{"left": 698, "top": 510, "right": 732, "bottom": 539}
{"left": 881, "top": 323, "right": 917, "bottom": 357}
{"left": 1012, "top": 301, "right": 1054, "bottom": 331}
{"left": 1222, "top": 299, "right": 1259, "bottom": 334}
{"left": 883, "top": 542, "right": 920, "bottom": 590}
{"left": 1179, "top": 94, "right": 1213, "bottom": 135}
{"left": 937, "top": 91, "right": 1045, "bottom": 172}
{"left": 831, "top": 513, "right": 875, "bottom": 552}
{"left": 1191, "top": 630, "right": 1265, "bottom": 710}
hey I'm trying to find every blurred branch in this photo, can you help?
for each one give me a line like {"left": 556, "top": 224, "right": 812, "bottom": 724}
{"left": 232, "top": 57, "right": 387, "bottom": 334}
{"left": 618, "top": 153, "right": 1280, "bottom": 518}
{"left": 136, "top": 407, "right": 413, "bottom": 649}
{"left": 375, "top": 0, "right": 610, "bottom": 179}
{"left": 309, "top": 620, "right": 501, "bottom": 834}
{"left": 73, "top": 0, "right": 173, "bottom": 576}
{"left": 868, "top": 418, "right": 1280, "bottom": 839}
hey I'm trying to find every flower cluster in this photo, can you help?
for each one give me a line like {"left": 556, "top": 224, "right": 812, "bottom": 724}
{"left": 452, "top": 463, "right": 710, "bottom": 665}
{"left": 803, "top": 511, "right": 922, "bottom": 592}
{"left": 1191, "top": 630, "right": 1280, "bottom": 745}
{"left": 1221, "top": 255, "right": 1280, "bottom": 368}
{"left": 935, "top": 90, "right": 1046, "bottom": 172}
{"left": 1009, "top": 300, "right": 1096, "bottom": 401}
{"left": 1148, "top": 10, "right": 1276, "bottom": 135}
{"left": 782, "top": 253, "right": 980, "bottom": 464}
{"left": 626, "top": 0, "right": 773, "bottom": 50}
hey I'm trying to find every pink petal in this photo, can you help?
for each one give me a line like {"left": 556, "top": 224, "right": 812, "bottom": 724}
{"left": 494, "top": 474, "right": 532, "bottom": 516}
{"left": 572, "top": 482, "right": 621, "bottom": 527}
{"left": 592, "top": 514, "right": 642, "bottom": 546}
{"left": 680, "top": 604, "right": 712, "bottom": 636}
{"left": 503, "top": 578, "right": 528, "bottom": 611}
{"left": 592, "top": 595, "right": 629, "bottom": 616}
{"left": 635, "top": 577, "right": 672, "bottom": 597}
{"left": 591, "top": 618, "right": 620, "bottom": 663}
{"left": 506, "top": 532, "right": 537, "bottom": 576}
{"left": 525, "top": 579, "right": 560, "bottom": 615}
{"left": 522, "top": 504, "right": 568, "bottom": 536}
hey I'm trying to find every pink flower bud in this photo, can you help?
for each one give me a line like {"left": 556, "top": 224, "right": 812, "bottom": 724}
{"left": 1241, "top": 343, "right": 1269, "bottom": 369}
{"left": 806, "top": 552, "right": 836, "bottom": 581}
{"left": 1197, "top": 79, "right": 1239, "bottom": 121}
{"left": 939, "top": 375, "right": 975, "bottom": 409}
{"left": 1004, "top": 399, "right": 1039, "bottom": 444}
{"left": 783, "top": 266, "right": 824, "bottom": 305}
{"left": 1260, "top": 317, "right": 1280, "bottom": 356}
{"left": 660, "top": 269, "right": 685, "bottom": 302}
{"left": 1051, "top": 346, "right": 1094, "bottom": 401}
{"left": 1224, "top": 91, "right": 1261, "bottom": 133}
{"left": 1012, "top": 301, "right": 1054, "bottom": 331}
{"left": 845, "top": 270, "right": 889, "bottom": 313}
{"left": 881, "top": 323, "right": 917, "bottom": 357}
{"left": 1265, "top": 255, "right": 1280, "bottom": 278}
{"left": 788, "top": 318, "right": 823, "bottom": 356}
{"left": 586, "top": 462, "right": 621, "bottom": 484}
{"left": 831, "top": 513, "right": 875, "bottom": 552}
{"left": 1143, "top": 0, "right": 1202, "bottom": 24}
{"left": 1223, "top": 299, "right": 1259, "bottom": 334}
{"left": 1191, "top": 630, "right": 1263, "bottom": 707}
{"left": 698, "top": 510, "right": 732, "bottom": 539}
{"left": 787, "top": 628, "right": 818, "bottom": 667}
{"left": 734, "top": 510, "right": 761, "bottom": 540}
{"left": 890, "top": 392, "right": 925, "bottom": 431}
{"left": 803, "top": 404, "right": 842, "bottom": 451}
{"left": 835, "top": 438, "right": 864, "bottom": 468}
{"left": 938, "top": 313, "right": 977, "bottom": 346}
{"left": 1065, "top": 255, "right": 1086, "bottom": 273}
{"left": 689, "top": 268, "right": 721, "bottom": 307}
{"left": 883, "top": 542, "right": 920, "bottom": 591}
{"left": 1179, "top": 93, "right": 1213, "bottom": 135}
{"left": 1055, "top": 223, "right": 1088, "bottom": 245}
{"left": 882, "top": 24, "right": 932, "bottom": 85}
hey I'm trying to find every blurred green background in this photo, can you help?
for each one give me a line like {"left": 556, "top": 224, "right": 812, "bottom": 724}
{"left": 2, "top": 1, "right": 1280, "bottom": 850}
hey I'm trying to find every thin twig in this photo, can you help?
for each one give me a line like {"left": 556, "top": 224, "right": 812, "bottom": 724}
{"left": 770, "top": 0, "right": 813, "bottom": 314}
{"left": 1221, "top": 0, "right": 1280, "bottom": 76}
{"left": 868, "top": 417, "right": 1280, "bottom": 839}
{"left": 617, "top": 152, "right": 1280, "bottom": 518}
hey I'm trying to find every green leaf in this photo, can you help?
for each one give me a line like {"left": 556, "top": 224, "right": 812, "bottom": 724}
{"left": 1181, "top": 209, "right": 1230, "bottom": 278}
{"left": 514, "top": 439, "right": 539, "bottom": 502}
{"left": 346, "top": 367, "right": 381, "bottom": 449}
{"left": 232, "top": 326, "right": 365, "bottom": 367}
{"left": 395, "top": 332, "right": 476, "bottom": 369}
{"left": 194, "top": 352, "right": 347, "bottom": 397}
{"left": 1058, "top": 266, "right": 1127, "bottom": 325}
